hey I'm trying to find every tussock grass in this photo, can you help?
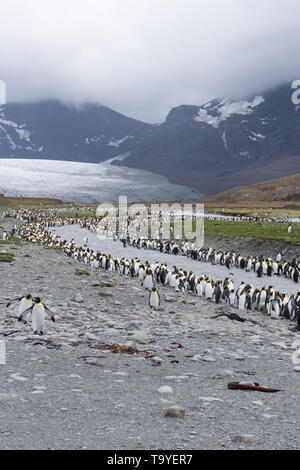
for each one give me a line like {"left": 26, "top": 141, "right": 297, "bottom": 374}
{"left": 0, "top": 236, "right": 23, "bottom": 247}
{"left": 203, "top": 220, "right": 300, "bottom": 242}
{"left": 75, "top": 269, "right": 90, "bottom": 276}
{"left": 0, "top": 252, "right": 15, "bottom": 263}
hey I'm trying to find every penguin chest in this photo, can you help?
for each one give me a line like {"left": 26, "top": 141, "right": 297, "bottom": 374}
{"left": 205, "top": 284, "right": 213, "bottom": 298}
{"left": 144, "top": 276, "right": 153, "bottom": 289}
{"left": 150, "top": 293, "right": 159, "bottom": 308}
{"left": 239, "top": 295, "right": 246, "bottom": 309}
{"left": 32, "top": 304, "right": 45, "bottom": 331}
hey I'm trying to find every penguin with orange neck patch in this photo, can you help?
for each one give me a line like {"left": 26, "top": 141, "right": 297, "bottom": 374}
{"left": 18, "top": 297, "right": 55, "bottom": 335}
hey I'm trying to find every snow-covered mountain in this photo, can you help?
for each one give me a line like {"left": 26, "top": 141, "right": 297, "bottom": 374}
{"left": 0, "top": 101, "right": 152, "bottom": 162}
{"left": 0, "top": 84, "right": 299, "bottom": 196}
{"left": 0, "top": 159, "right": 203, "bottom": 203}
{"left": 118, "top": 84, "right": 300, "bottom": 195}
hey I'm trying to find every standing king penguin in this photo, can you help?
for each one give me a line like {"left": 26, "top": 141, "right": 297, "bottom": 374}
{"left": 18, "top": 297, "right": 55, "bottom": 335}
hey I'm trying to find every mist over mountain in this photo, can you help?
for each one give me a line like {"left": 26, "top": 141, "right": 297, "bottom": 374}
{"left": 0, "top": 84, "right": 299, "bottom": 196}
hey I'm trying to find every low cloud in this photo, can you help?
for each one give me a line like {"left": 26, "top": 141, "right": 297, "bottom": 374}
{"left": 0, "top": 0, "right": 299, "bottom": 122}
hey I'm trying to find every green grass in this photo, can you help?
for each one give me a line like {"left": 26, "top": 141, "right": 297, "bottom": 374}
{"left": 203, "top": 220, "right": 300, "bottom": 242}
{"left": 75, "top": 269, "right": 90, "bottom": 276}
{"left": 58, "top": 210, "right": 95, "bottom": 218}
{"left": 44, "top": 245, "right": 61, "bottom": 250}
{"left": 0, "top": 236, "right": 23, "bottom": 247}
{"left": 169, "top": 219, "right": 300, "bottom": 242}
{"left": 0, "top": 252, "right": 15, "bottom": 263}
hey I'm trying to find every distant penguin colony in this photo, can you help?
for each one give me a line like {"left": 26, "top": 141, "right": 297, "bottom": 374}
{"left": 3, "top": 208, "right": 298, "bottom": 327}
{"left": 3, "top": 208, "right": 300, "bottom": 328}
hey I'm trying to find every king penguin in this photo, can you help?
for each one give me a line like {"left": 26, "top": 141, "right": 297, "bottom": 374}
{"left": 18, "top": 297, "right": 55, "bottom": 334}
{"left": 6, "top": 294, "right": 33, "bottom": 320}
{"left": 149, "top": 287, "right": 160, "bottom": 311}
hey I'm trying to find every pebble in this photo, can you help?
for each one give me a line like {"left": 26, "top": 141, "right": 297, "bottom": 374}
{"left": 214, "top": 369, "right": 235, "bottom": 379}
{"left": 164, "top": 376, "right": 188, "bottom": 381}
{"left": 231, "top": 434, "right": 260, "bottom": 444}
{"left": 151, "top": 356, "right": 162, "bottom": 365}
{"left": 202, "top": 355, "right": 216, "bottom": 362}
{"left": 72, "top": 293, "right": 83, "bottom": 303}
{"left": 9, "top": 373, "right": 28, "bottom": 382}
{"left": 165, "top": 405, "right": 185, "bottom": 418}
{"left": 0, "top": 393, "right": 17, "bottom": 402}
{"left": 130, "top": 331, "right": 149, "bottom": 344}
{"left": 85, "top": 358, "right": 98, "bottom": 365}
{"left": 199, "top": 397, "right": 223, "bottom": 403}
{"left": 165, "top": 297, "right": 177, "bottom": 303}
{"left": 157, "top": 386, "right": 173, "bottom": 394}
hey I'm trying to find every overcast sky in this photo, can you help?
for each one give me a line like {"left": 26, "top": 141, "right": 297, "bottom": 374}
{"left": 1, "top": 0, "right": 300, "bottom": 122}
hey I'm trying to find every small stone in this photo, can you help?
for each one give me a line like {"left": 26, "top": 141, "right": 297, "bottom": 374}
{"left": 9, "top": 373, "right": 28, "bottom": 382}
{"left": 252, "top": 400, "right": 263, "bottom": 406}
{"left": 231, "top": 434, "right": 260, "bottom": 444}
{"left": 85, "top": 358, "right": 97, "bottom": 365}
{"left": 191, "top": 355, "right": 202, "bottom": 361}
{"left": 72, "top": 293, "right": 83, "bottom": 303}
{"left": 164, "top": 375, "right": 188, "bottom": 381}
{"left": 130, "top": 331, "right": 149, "bottom": 344}
{"left": 214, "top": 369, "right": 235, "bottom": 379}
{"left": 165, "top": 405, "right": 185, "bottom": 418}
{"left": 70, "top": 374, "right": 84, "bottom": 380}
{"left": 199, "top": 396, "right": 223, "bottom": 403}
{"left": 0, "top": 393, "right": 16, "bottom": 402}
{"left": 127, "top": 321, "right": 141, "bottom": 331}
{"left": 157, "top": 386, "right": 173, "bottom": 394}
{"left": 85, "top": 333, "right": 98, "bottom": 341}
{"left": 165, "top": 297, "right": 177, "bottom": 303}
{"left": 202, "top": 355, "right": 216, "bottom": 362}
{"left": 151, "top": 356, "right": 162, "bottom": 365}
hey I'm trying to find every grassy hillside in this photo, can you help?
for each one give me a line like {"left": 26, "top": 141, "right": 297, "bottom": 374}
{"left": 0, "top": 194, "right": 65, "bottom": 210}
{"left": 204, "top": 173, "right": 300, "bottom": 206}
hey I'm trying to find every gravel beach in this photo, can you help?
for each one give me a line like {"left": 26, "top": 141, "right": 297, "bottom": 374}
{"left": 0, "top": 218, "right": 299, "bottom": 450}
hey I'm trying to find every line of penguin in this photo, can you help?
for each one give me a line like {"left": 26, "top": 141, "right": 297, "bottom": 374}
{"left": 71, "top": 212, "right": 300, "bottom": 284}
{"left": 121, "top": 239, "right": 300, "bottom": 284}
{"left": 7, "top": 211, "right": 300, "bottom": 285}
{"left": 5, "top": 207, "right": 298, "bottom": 224}
{"left": 13, "top": 220, "right": 300, "bottom": 325}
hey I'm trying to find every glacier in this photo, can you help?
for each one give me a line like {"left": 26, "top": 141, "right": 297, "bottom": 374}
{"left": 0, "top": 158, "right": 204, "bottom": 203}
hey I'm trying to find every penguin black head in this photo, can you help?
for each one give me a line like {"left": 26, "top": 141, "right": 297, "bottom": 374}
{"left": 34, "top": 297, "right": 42, "bottom": 304}
{"left": 25, "top": 294, "right": 32, "bottom": 300}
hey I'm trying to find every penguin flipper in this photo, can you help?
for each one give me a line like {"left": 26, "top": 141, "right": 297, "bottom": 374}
{"left": 44, "top": 305, "right": 55, "bottom": 322}
{"left": 18, "top": 305, "right": 33, "bottom": 321}
{"left": 6, "top": 297, "right": 23, "bottom": 308}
